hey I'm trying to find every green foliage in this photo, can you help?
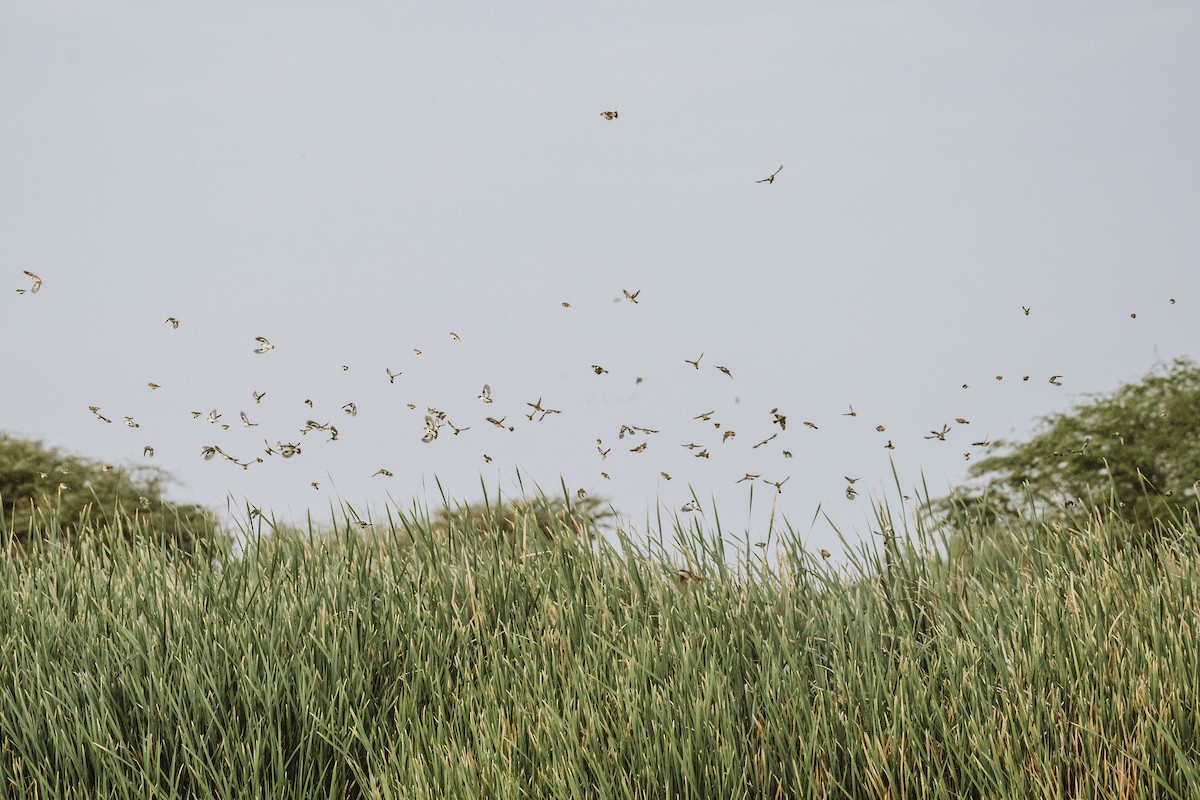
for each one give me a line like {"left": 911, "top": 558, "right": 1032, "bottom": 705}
{"left": 0, "top": 433, "right": 217, "bottom": 552}
{"left": 2, "top": 500, "right": 1198, "bottom": 798}
{"left": 427, "top": 492, "right": 613, "bottom": 542}
{"left": 937, "top": 358, "right": 1200, "bottom": 532}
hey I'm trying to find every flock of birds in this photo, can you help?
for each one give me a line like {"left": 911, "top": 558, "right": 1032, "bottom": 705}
{"left": 10, "top": 114, "right": 1184, "bottom": 527}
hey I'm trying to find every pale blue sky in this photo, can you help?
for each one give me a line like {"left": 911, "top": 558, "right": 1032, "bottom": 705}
{"left": 3, "top": 4, "right": 1198, "bottom": 556}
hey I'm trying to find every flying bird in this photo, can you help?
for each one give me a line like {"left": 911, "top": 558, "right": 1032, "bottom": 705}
{"left": 165, "top": 317, "right": 180, "bottom": 329}
{"left": 22, "top": 271, "right": 42, "bottom": 293}
{"left": 478, "top": 384, "right": 493, "bottom": 403}
{"left": 925, "top": 424, "right": 951, "bottom": 441}
{"left": 715, "top": 365, "right": 732, "bottom": 378}
{"left": 600, "top": 111, "right": 619, "bottom": 120}
{"left": 685, "top": 354, "right": 704, "bottom": 370}
{"left": 622, "top": 289, "right": 640, "bottom": 304}
{"left": 756, "top": 165, "right": 783, "bottom": 184}
{"left": 254, "top": 337, "right": 274, "bottom": 354}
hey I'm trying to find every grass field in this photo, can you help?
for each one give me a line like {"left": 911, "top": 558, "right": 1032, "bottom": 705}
{"left": 1, "top": 493, "right": 1197, "bottom": 799}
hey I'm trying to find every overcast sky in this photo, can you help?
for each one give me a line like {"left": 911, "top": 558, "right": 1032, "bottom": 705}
{"left": 3, "top": 3, "right": 1198, "bottom": 557}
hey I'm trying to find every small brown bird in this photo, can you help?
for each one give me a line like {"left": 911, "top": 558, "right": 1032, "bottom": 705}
{"left": 600, "top": 111, "right": 619, "bottom": 120}
{"left": 722, "top": 430, "right": 736, "bottom": 443}
{"left": 756, "top": 165, "right": 784, "bottom": 184}
{"left": 23, "top": 271, "right": 43, "bottom": 293}
{"left": 372, "top": 469, "right": 393, "bottom": 477}
{"left": 252, "top": 391, "right": 266, "bottom": 404}
{"left": 1049, "top": 375, "right": 1064, "bottom": 386}
{"left": 685, "top": 353, "right": 703, "bottom": 370}
{"left": 386, "top": 368, "right": 401, "bottom": 384}
{"left": 715, "top": 365, "right": 732, "bottom": 378}
{"left": 254, "top": 337, "right": 274, "bottom": 354}
{"left": 630, "top": 442, "right": 647, "bottom": 453}
{"left": 622, "top": 289, "right": 640, "bottom": 304}
{"left": 803, "top": 421, "right": 818, "bottom": 430}
{"left": 925, "top": 424, "right": 950, "bottom": 441}
{"left": 165, "top": 317, "right": 180, "bottom": 329}
{"left": 591, "top": 364, "right": 609, "bottom": 375}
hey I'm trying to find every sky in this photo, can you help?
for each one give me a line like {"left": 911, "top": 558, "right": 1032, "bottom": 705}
{"left": 2, "top": 4, "right": 1198, "bottom": 558}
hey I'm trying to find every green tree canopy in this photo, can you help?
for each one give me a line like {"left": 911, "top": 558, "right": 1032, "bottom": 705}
{"left": 0, "top": 433, "right": 216, "bottom": 551}
{"left": 938, "top": 358, "right": 1200, "bottom": 530}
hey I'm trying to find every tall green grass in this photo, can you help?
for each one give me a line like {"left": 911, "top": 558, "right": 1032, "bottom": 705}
{"left": 0, "top": 493, "right": 1196, "bottom": 799}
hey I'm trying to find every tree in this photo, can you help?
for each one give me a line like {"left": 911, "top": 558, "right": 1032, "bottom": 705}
{"left": 0, "top": 433, "right": 217, "bottom": 552}
{"left": 936, "top": 359, "right": 1200, "bottom": 530}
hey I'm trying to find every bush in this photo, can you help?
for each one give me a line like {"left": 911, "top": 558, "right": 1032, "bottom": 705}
{"left": 0, "top": 433, "right": 217, "bottom": 553}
